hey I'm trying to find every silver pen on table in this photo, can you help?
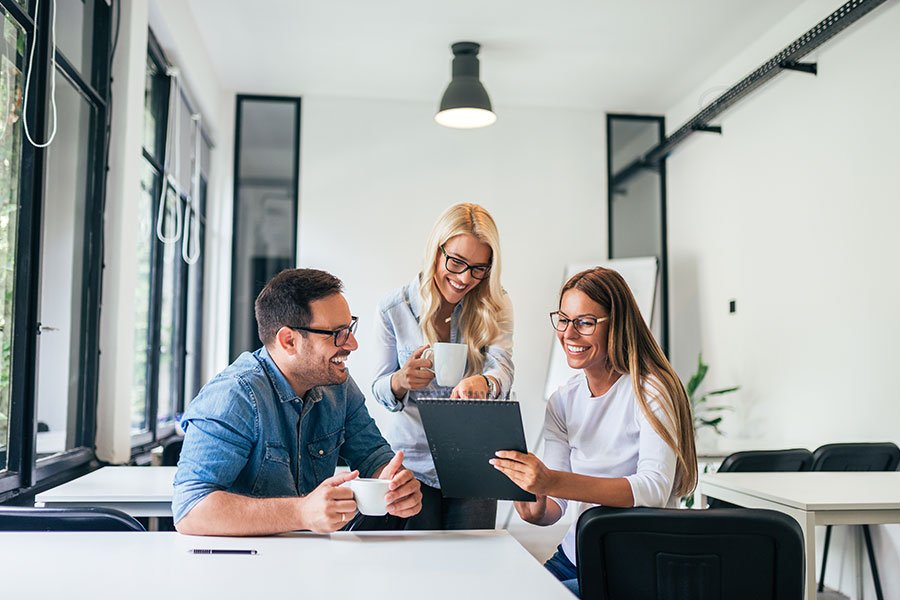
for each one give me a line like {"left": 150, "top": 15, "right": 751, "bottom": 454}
{"left": 188, "top": 549, "right": 258, "bottom": 555}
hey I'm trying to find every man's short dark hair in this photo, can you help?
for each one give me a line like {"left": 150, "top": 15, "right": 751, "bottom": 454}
{"left": 255, "top": 268, "right": 344, "bottom": 345}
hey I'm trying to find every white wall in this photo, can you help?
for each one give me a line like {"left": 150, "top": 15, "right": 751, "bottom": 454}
{"left": 298, "top": 96, "right": 606, "bottom": 441}
{"left": 664, "top": 1, "right": 900, "bottom": 597}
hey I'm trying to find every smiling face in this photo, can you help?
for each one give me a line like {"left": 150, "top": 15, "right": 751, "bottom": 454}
{"left": 557, "top": 288, "right": 611, "bottom": 377}
{"left": 433, "top": 233, "right": 492, "bottom": 305}
{"left": 279, "top": 293, "right": 359, "bottom": 394}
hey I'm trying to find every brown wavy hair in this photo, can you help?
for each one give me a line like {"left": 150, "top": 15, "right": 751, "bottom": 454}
{"left": 561, "top": 267, "right": 697, "bottom": 497}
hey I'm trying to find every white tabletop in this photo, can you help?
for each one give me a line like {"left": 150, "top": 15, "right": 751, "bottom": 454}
{"left": 34, "top": 466, "right": 176, "bottom": 516}
{"left": 700, "top": 471, "right": 900, "bottom": 511}
{"left": 35, "top": 466, "right": 176, "bottom": 504}
{"left": 0, "top": 530, "right": 572, "bottom": 599}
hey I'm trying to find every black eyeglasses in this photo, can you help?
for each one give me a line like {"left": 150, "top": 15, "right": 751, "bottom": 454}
{"left": 290, "top": 316, "right": 359, "bottom": 346}
{"left": 550, "top": 311, "right": 608, "bottom": 336}
{"left": 440, "top": 244, "right": 491, "bottom": 280}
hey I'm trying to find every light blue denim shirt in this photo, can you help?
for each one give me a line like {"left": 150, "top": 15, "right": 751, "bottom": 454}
{"left": 172, "top": 346, "right": 394, "bottom": 524}
{"left": 371, "top": 275, "right": 514, "bottom": 487}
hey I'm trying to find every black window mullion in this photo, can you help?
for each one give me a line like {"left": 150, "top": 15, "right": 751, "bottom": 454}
{"left": 0, "top": 0, "right": 33, "bottom": 31}
{"left": 174, "top": 202, "right": 190, "bottom": 414}
{"left": 15, "top": 0, "right": 55, "bottom": 489}
{"left": 0, "top": 0, "right": 39, "bottom": 496}
{"left": 146, "top": 179, "right": 166, "bottom": 443}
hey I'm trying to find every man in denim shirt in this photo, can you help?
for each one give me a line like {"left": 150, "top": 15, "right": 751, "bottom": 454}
{"left": 174, "top": 269, "right": 422, "bottom": 535}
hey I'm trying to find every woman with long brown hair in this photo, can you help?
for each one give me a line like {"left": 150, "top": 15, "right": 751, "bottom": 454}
{"left": 492, "top": 267, "right": 696, "bottom": 597}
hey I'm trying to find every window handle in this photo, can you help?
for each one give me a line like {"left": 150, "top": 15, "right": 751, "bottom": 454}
{"left": 37, "top": 323, "right": 60, "bottom": 334}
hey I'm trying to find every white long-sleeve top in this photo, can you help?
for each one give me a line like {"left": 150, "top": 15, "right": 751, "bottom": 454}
{"left": 544, "top": 371, "right": 678, "bottom": 564}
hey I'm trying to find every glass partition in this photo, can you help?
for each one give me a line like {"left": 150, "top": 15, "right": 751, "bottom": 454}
{"left": 607, "top": 114, "right": 668, "bottom": 353}
{"left": 230, "top": 96, "right": 300, "bottom": 359}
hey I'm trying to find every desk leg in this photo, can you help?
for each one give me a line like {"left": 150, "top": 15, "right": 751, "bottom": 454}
{"left": 792, "top": 509, "right": 817, "bottom": 600}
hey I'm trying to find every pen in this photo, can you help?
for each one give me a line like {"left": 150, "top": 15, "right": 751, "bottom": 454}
{"left": 188, "top": 549, "right": 258, "bottom": 555}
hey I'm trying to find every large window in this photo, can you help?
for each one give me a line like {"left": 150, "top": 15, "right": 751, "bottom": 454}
{"left": 0, "top": 4, "right": 26, "bottom": 478}
{"left": 132, "top": 33, "right": 209, "bottom": 449}
{"left": 0, "top": 0, "right": 111, "bottom": 496}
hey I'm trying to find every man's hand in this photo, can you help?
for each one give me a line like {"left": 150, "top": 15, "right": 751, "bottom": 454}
{"left": 377, "top": 451, "right": 422, "bottom": 518}
{"left": 490, "top": 451, "right": 557, "bottom": 495}
{"left": 298, "top": 470, "right": 359, "bottom": 533}
{"left": 391, "top": 345, "right": 434, "bottom": 398}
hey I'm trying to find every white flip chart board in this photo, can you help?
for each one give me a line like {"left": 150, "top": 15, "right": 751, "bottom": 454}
{"left": 543, "top": 257, "right": 659, "bottom": 400}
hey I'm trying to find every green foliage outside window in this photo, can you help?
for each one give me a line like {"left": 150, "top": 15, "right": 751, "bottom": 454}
{"left": 0, "top": 12, "right": 25, "bottom": 460}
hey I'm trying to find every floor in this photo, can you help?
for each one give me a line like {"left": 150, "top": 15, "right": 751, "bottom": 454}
{"left": 498, "top": 500, "right": 574, "bottom": 562}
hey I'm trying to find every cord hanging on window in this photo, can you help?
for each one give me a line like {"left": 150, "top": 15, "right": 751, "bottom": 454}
{"left": 156, "top": 68, "right": 182, "bottom": 244}
{"left": 182, "top": 202, "right": 200, "bottom": 264}
{"left": 181, "top": 112, "right": 203, "bottom": 264}
{"left": 22, "top": 0, "right": 59, "bottom": 148}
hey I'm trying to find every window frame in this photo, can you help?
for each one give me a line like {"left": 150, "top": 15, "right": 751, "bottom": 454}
{"left": 606, "top": 113, "right": 670, "bottom": 355}
{"left": 0, "top": 0, "right": 111, "bottom": 497}
{"left": 229, "top": 94, "right": 301, "bottom": 360}
{"left": 130, "top": 30, "right": 209, "bottom": 453}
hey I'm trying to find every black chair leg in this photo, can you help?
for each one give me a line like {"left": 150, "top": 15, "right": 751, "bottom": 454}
{"left": 862, "top": 524, "right": 884, "bottom": 600}
{"left": 818, "top": 524, "right": 832, "bottom": 592}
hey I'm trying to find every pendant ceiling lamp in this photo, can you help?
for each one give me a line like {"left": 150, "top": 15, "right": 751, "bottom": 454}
{"left": 435, "top": 42, "right": 496, "bottom": 129}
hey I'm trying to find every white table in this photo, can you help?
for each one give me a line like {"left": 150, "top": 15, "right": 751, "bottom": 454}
{"left": 33, "top": 464, "right": 359, "bottom": 518}
{"left": 0, "top": 530, "right": 573, "bottom": 599}
{"left": 35, "top": 466, "right": 176, "bottom": 517}
{"left": 699, "top": 471, "right": 900, "bottom": 600}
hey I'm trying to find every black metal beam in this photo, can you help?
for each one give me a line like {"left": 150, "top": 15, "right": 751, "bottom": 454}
{"left": 780, "top": 60, "right": 818, "bottom": 75}
{"left": 611, "top": 0, "right": 889, "bottom": 188}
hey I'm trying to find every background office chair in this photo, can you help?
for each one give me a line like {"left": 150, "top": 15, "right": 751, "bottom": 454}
{"left": 0, "top": 506, "right": 145, "bottom": 532}
{"left": 576, "top": 506, "right": 804, "bottom": 600}
{"left": 709, "top": 448, "right": 813, "bottom": 508}
{"left": 161, "top": 437, "right": 184, "bottom": 467}
{"left": 812, "top": 442, "right": 900, "bottom": 600}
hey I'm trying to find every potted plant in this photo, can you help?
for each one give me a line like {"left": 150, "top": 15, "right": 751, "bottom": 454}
{"left": 683, "top": 353, "right": 738, "bottom": 507}
{"left": 687, "top": 353, "right": 738, "bottom": 441}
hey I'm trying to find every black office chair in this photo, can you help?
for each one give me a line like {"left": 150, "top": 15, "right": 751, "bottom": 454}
{"left": 0, "top": 506, "right": 145, "bottom": 532}
{"left": 576, "top": 506, "right": 804, "bottom": 600}
{"left": 161, "top": 437, "right": 184, "bottom": 467}
{"left": 709, "top": 448, "right": 813, "bottom": 508}
{"left": 812, "top": 442, "right": 900, "bottom": 600}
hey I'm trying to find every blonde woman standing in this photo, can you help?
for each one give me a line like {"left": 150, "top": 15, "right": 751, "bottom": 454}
{"left": 492, "top": 267, "right": 696, "bottom": 597}
{"left": 372, "top": 203, "right": 514, "bottom": 530}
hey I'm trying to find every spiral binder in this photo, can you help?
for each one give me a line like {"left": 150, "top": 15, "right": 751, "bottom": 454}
{"left": 416, "top": 398, "right": 534, "bottom": 501}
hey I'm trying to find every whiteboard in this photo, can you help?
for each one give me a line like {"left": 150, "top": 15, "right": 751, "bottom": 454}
{"left": 542, "top": 257, "right": 659, "bottom": 400}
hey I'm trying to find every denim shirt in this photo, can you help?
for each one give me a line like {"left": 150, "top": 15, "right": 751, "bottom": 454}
{"left": 370, "top": 274, "right": 514, "bottom": 487}
{"left": 172, "top": 346, "right": 394, "bottom": 524}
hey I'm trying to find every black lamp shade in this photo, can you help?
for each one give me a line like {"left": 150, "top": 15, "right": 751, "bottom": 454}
{"left": 435, "top": 42, "right": 496, "bottom": 129}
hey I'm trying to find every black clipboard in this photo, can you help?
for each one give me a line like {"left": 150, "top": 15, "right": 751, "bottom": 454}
{"left": 416, "top": 398, "right": 536, "bottom": 502}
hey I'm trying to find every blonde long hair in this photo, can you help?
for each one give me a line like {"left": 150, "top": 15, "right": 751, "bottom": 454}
{"left": 419, "top": 203, "right": 507, "bottom": 376}
{"left": 562, "top": 267, "right": 698, "bottom": 497}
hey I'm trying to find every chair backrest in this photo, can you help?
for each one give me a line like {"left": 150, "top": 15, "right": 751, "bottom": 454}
{"left": 161, "top": 437, "right": 184, "bottom": 467}
{"left": 710, "top": 448, "right": 813, "bottom": 508}
{"left": 718, "top": 448, "right": 814, "bottom": 473}
{"left": 811, "top": 442, "right": 900, "bottom": 472}
{"left": 576, "top": 506, "right": 804, "bottom": 600}
{"left": 0, "top": 506, "right": 145, "bottom": 532}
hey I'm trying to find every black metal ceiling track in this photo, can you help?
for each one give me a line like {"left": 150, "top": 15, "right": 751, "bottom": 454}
{"left": 610, "top": 0, "right": 889, "bottom": 188}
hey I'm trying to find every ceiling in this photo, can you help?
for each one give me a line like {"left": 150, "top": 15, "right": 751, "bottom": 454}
{"left": 186, "top": 0, "right": 805, "bottom": 113}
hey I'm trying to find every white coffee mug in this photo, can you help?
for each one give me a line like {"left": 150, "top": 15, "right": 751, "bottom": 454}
{"left": 423, "top": 342, "right": 467, "bottom": 387}
{"left": 345, "top": 478, "right": 390, "bottom": 516}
